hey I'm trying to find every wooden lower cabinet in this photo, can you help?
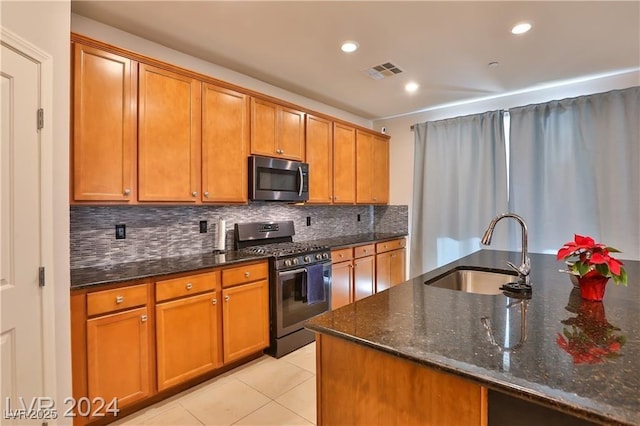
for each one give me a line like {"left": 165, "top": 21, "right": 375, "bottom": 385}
{"left": 376, "top": 248, "right": 406, "bottom": 292}
{"left": 86, "top": 306, "right": 151, "bottom": 411}
{"left": 222, "top": 279, "right": 270, "bottom": 363}
{"left": 316, "top": 333, "right": 487, "bottom": 425}
{"left": 353, "top": 255, "right": 375, "bottom": 301}
{"left": 71, "top": 260, "right": 270, "bottom": 425}
{"left": 331, "top": 238, "right": 406, "bottom": 309}
{"left": 331, "top": 260, "right": 353, "bottom": 310}
{"left": 155, "top": 291, "right": 221, "bottom": 391}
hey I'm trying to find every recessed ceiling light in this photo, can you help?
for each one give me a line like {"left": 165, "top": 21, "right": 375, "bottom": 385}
{"left": 511, "top": 22, "right": 532, "bottom": 35}
{"left": 405, "top": 82, "right": 419, "bottom": 93}
{"left": 341, "top": 41, "right": 359, "bottom": 53}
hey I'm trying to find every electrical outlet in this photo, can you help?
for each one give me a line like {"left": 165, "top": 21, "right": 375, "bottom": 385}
{"left": 199, "top": 220, "right": 208, "bottom": 233}
{"left": 306, "top": 216, "right": 311, "bottom": 226}
{"left": 115, "top": 224, "right": 126, "bottom": 239}
{"left": 357, "top": 214, "right": 361, "bottom": 222}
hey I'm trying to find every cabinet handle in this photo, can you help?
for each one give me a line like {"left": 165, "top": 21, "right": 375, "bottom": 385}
{"left": 204, "top": 191, "right": 209, "bottom": 198}
{"left": 115, "top": 295, "right": 124, "bottom": 304}
{"left": 192, "top": 191, "right": 197, "bottom": 197}
{"left": 123, "top": 188, "right": 131, "bottom": 196}
{"left": 225, "top": 295, "right": 230, "bottom": 302}
{"left": 244, "top": 272, "right": 250, "bottom": 278}
{"left": 186, "top": 283, "right": 193, "bottom": 290}
{"left": 212, "top": 298, "right": 217, "bottom": 305}
{"left": 363, "top": 249, "right": 367, "bottom": 253}
{"left": 383, "top": 245, "right": 387, "bottom": 249}
{"left": 339, "top": 254, "right": 343, "bottom": 258}
{"left": 141, "top": 314, "right": 147, "bottom": 322}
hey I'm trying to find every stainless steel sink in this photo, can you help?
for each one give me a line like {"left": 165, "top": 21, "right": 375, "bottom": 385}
{"left": 425, "top": 268, "right": 518, "bottom": 295}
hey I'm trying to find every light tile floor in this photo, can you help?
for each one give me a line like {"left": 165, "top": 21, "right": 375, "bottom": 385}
{"left": 113, "top": 343, "right": 317, "bottom": 426}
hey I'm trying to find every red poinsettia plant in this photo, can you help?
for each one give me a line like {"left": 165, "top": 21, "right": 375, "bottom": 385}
{"left": 557, "top": 234, "right": 628, "bottom": 285}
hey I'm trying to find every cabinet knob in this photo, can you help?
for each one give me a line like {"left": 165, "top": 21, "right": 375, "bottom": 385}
{"left": 334, "top": 196, "right": 338, "bottom": 200}
{"left": 373, "top": 197, "right": 377, "bottom": 202}
{"left": 383, "top": 245, "right": 387, "bottom": 249}
{"left": 225, "top": 295, "right": 230, "bottom": 302}
{"left": 212, "top": 298, "right": 217, "bottom": 305}
{"left": 192, "top": 191, "right": 198, "bottom": 197}
{"left": 391, "top": 254, "right": 396, "bottom": 258}
{"left": 204, "top": 191, "right": 209, "bottom": 198}
{"left": 123, "top": 188, "right": 131, "bottom": 196}
{"left": 339, "top": 254, "right": 344, "bottom": 258}
{"left": 141, "top": 314, "right": 148, "bottom": 322}
{"left": 186, "top": 283, "right": 193, "bottom": 290}
{"left": 115, "top": 295, "right": 124, "bottom": 304}
{"left": 244, "top": 271, "right": 250, "bottom": 278}
{"left": 363, "top": 249, "right": 367, "bottom": 253}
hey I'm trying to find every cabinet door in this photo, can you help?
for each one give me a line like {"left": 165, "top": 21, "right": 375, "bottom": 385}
{"left": 138, "top": 64, "right": 201, "bottom": 201}
{"left": 278, "top": 106, "right": 306, "bottom": 161}
{"left": 222, "top": 280, "right": 269, "bottom": 363}
{"left": 250, "top": 98, "right": 277, "bottom": 157}
{"left": 156, "top": 291, "right": 221, "bottom": 390}
{"left": 333, "top": 123, "right": 356, "bottom": 204}
{"left": 306, "top": 115, "right": 333, "bottom": 203}
{"left": 356, "top": 130, "right": 374, "bottom": 204}
{"left": 331, "top": 261, "right": 353, "bottom": 310}
{"left": 353, "top": 256, "right": 375, "bottom": 301}
{"left": 86, "top": 307, "right": 150, "bottom": 410}
{"left": 72, "top": 43, "right": 136, "bottom": 202}
{"left": 202, "top": 84, "right": 249, "bottom": 203}
{"left": 373, "top": 136, "right": 389, "bottom": 204}
{"left": 375, "top": 251, "right": 392, "bottom": 293}
{"left": 390, "top": 248, "right": 406, "bottom": 287}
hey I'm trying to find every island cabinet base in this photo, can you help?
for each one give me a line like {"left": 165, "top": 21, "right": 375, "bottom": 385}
{"left": 315, "top": 334, "right": 488, "bottom": 426}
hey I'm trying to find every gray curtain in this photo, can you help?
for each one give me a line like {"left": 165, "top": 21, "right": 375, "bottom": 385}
{"left": 509, "top": 87, "right": 640, "bottom": 260}
{"left": 411, "top": 111, "right": 508, "bottom": 277}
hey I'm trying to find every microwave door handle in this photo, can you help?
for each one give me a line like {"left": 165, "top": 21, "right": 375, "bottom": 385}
{"left": 297, "top": 166, "right": 304, "bottom": 196}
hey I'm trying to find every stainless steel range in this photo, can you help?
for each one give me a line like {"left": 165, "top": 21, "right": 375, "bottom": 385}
{"left": 235, "top": 221, "right": 331, "bottom": 357}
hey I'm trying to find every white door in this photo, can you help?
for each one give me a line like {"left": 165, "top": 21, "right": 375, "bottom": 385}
{"left": 0, "top": 42, "right": 46, "bottom": 419}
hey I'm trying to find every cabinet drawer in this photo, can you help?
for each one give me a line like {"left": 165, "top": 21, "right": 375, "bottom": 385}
{"left": 222, "top": 262, "right": 268, "bottom": 288}
{"left": 156, "top": 272, "right": 219, "bottom": 302}
{"left": 376, "top": 238, "right": 406, "bottom": 254}
{"left": 354, "top": 244, "right": 375, "bottom": 258}
{"left": 87, "top": 284, "right": 148, "bottom": 317}
{"left": 331, "top": 248, "right": 353, "bottom": 262}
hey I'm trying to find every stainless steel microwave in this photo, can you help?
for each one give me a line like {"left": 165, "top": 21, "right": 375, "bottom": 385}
{"left": 249, "top": 155, "right": 309, "bottom": 202}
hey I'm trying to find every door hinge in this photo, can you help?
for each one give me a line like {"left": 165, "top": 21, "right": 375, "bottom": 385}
{"left": 37, "top": 108, "right": 44, "bottom": 130}
{"left": 39, "top": 266, "right": 45, "bottom": 287}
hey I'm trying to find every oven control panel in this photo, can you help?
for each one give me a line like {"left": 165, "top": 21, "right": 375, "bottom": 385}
{"left": 278, "top": 251, "right": 330, "bottom": 270}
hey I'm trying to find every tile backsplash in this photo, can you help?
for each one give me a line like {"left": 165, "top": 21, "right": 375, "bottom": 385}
{"left": 70, "top": 204, "right": 408, "bottom": 268}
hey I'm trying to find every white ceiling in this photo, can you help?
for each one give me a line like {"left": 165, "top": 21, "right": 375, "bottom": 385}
{"left": 71, "top": 1, "right": 640, "bottom": 120}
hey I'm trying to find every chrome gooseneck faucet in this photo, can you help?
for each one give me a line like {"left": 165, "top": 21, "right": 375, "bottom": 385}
{"left": 481, "top": 213, "right": 531, "bottom": 285}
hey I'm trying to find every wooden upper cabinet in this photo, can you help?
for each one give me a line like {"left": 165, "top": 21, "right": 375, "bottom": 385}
{"left": 202, "top": 84, "right": 249, "bottom": 203}
{"left": 356, "top": 130, "right": 374, "bottom": 204}
{"left": 138, "top": 64, "right": 201, "bottom": 202}
{"left": 373, "top": 136, "right": 390, "bottom": 204}
{"left": 333, "top": 123, "right": 356, "bottom": 204}
{"left": 250, "top": 98, "right": 305, "bottom": 161}
{"left": 72, "top": 43, "right": 136, "bottom": 202}
{"left": 356, "top": 130, "right": 389, "bottom": 204}
{"left": 306, "top": 115, "right": 333, "bottom": 204}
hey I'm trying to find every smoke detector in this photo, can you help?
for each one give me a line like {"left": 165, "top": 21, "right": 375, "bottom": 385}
{"left": 363, "top": 62, "right": 404, "bottom": 80}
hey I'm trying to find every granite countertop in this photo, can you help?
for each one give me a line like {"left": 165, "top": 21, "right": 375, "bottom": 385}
{"left": 306, "top": 249, "right": 640, "bottom": 426}
{"left": 70, "top": 232, "right": 408, "bottom": 289}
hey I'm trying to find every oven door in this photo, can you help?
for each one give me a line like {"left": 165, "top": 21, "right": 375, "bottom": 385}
{"left": 275, "top": 262, "right": 331, "bottom": 337}
{"left": 249, "top": 155, "right": 309, "bottom": 202}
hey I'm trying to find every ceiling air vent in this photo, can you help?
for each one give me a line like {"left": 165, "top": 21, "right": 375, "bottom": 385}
{"left": 363, "top": 62, "right": 404, "bottom": 80}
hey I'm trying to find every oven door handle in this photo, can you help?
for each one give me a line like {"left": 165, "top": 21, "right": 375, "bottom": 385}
{"left": 279, "top": 267, "right": 308, "bottom": 276}
{"left": 297, "top": 166, "right": 304, "bottom": 197}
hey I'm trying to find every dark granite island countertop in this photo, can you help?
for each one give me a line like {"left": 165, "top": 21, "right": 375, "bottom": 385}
{"left": 306, "top": 250, "right": 640, "bottom": 425}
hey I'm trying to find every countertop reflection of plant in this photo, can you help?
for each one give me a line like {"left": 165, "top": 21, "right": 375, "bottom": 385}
{"left": 556, "top": 301, "right": 626, "bottom": 364}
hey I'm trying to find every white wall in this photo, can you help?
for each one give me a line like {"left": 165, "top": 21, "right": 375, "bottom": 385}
{"left": 1, "top": 0, "right": 72, "bottom": 422}
{"left": 375, "top": 70, "right": 640, "bottom": 274}
{"left": 71, "top": 13, "right": 372, "bottom": 129}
